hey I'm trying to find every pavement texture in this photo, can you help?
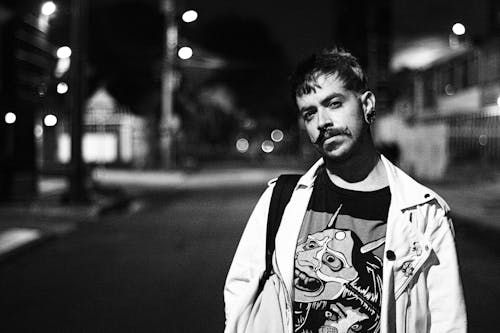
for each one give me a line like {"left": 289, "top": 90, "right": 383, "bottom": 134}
{"left": 0, "top": 162, "right": 499, "bottom": 261}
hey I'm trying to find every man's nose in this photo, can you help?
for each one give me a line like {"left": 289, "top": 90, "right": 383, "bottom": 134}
{"left": 317, "top": 108, "right": 333, "bottom": 130}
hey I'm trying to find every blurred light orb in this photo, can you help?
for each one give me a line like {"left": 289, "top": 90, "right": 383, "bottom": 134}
{"left": 34, "top": 124, "right": 44, "bottom": 138}
{"left": 452, "top": 23, "right": 466, "bottom": 36}
{"left": 236, "top": 138, "right": 249, "bottom": 153}
{"left": 444, "top": 84, "right": 455, "bottom": 96}
{"left": 261, "top": 140, "right": 274, "bottom": 153}
{"left": 44, "top": 114, "right": 58, "bottom": 127}
{"left": 479, "top": 134, "right": 488, "bottom": 146}
{"left": 38, "top": 82, "right": 48, "bottom": 97}
{"left": 182, "top": 10, "right": 198, "bottom": 23}
{"left": 57, "top": 82, "right": 69, "bottom": 94}
{"left": 56, "top": 46, "right": 72, "bottom": 59}
{"left": 5, "top": 112, "right": 16, "bottom": 124}
{"left": 497, "top": 96, "right": 500, "bottom": 107}
{"left": 271, "top": 129, "right": 284, "bottom": 142}
{"left": 41, "top": 1, "right": 56, "bottom": 16}
{"left": 178, "top": 46, "right": 193, "bottom": 60}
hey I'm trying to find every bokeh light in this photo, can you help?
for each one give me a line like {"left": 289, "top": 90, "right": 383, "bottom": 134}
{"left": 261, "top": 140, "right": 274, "bottom": 153}
{"left": 44, "top": 114, "right": 58, "bottom": 127}
{"left": 271, "top": 129, "right": 284, "bottom": 142}
{"left": 57, "top": 82, "right": 69, "bottom": 94}
{"left": 452, "top": 23, "right": 466, "bottom": 36}
{"left": 236, "top": 138, "right": 249, "bottom": 153}
{"left": 182, "top": 10, "right": 198, "bottom": 23}
{"left": 56, "top": 46, "right": 72, "bottom": 59}
{"left": 41, "top": 1, "right": 56, "bottom": 16}
{"left": 34, "top": 124, "right": 44, "bottom": 138}
{"left": 5, "top": 112, "right": 16, "bottom": 124}
{"left": 178, "top": 46, "right": 193, "bottom": 60}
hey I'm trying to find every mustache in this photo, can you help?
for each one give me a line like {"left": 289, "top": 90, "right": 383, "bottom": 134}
{"left": 314, "top": 126, "right": 351, "bottom": 144}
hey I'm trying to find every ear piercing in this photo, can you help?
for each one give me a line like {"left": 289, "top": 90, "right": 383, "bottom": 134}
{"left": 365, "top": 109, "right": 376, "bottom": 124}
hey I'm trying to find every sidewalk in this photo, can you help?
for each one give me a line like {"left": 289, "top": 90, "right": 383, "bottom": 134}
{"left": 0, "top": 163, "right": 499, "bottom": 261}
{"left": 0, "top": 177, "right": 132, "bottom": 261}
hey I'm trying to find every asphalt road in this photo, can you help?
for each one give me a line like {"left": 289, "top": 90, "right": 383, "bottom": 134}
{"left": 0, "top": 182, "right": 497, "bottom": 332}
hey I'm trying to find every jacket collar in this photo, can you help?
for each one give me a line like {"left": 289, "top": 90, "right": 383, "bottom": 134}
{"left": 298, "top": 155, "right": 443, "bottom": 211}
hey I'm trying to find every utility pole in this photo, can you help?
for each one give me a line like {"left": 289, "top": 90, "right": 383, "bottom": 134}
{"left": 68, "top": 0, "right": 88, "bottom": 202}
{"left": 160, "top": 0, "right": 177, "bottom": 169}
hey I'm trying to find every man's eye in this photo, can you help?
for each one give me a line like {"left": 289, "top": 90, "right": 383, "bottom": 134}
{"left": 328, "top": 100, "right": 342, "bottom": 108}
{"left": 302, "top": 110, "right": 315, "bottom": 121}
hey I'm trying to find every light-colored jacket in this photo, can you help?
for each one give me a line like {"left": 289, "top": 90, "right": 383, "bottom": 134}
{"left": 224, "top": 156, "right": 467, "bottom": 333}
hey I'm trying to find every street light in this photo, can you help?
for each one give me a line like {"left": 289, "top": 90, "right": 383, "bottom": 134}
{"left": 41, "top": 1, "right": 57, "bottom": 16}
{"left": 56, "top": 46, "right": 72, "bottom": 59}
{"left": 452, "top": 23, "right": 466, "bottom": 36}
{"left": 178, "top": 46, "right": 193, "bottom": 59}
{"left": 5, "top": 112, "right": 16, "bottom": 124}
{"left": 182, "top": 10, "right": 198, "bottom": 23}
{"left": 449, "top": 22, "right": 466, "bottom": 49}
{"left": 44, "top": 114, "right": 58, "bottom": 127}
{"left": 57, "top": 82, "right": 69, "bottom": 94}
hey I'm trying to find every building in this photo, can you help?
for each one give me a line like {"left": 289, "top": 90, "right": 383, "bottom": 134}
{"left": 0, "top": 1, "right": 55, "bottom": 200}
{"left": 377, "top": 36, "right": 500, "bottom": 180}
{"left": 38, "top": 87, "right": 148, "bottom": 172}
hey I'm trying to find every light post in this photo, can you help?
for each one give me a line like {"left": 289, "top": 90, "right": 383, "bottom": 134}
{"left": 68, "top": 0, "right": 89, "bottom": 202}
{"left": 41, "top": 1, "right": 56, "bottom": 16}
{"left": 160, "top": 1, "right": 197, "bottom": 169}
{"left": 39, "top": 1, "right": 57, "bottom": 32}
{"left": 160, "top": 0, "right": 177, "bottom": 169}
{"left": 449, "top": 22, "right": 466, "bottom": 49}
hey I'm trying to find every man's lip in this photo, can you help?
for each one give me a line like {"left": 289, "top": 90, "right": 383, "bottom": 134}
{"left": 321, "top": 135, "right": 343, "bottom": 145}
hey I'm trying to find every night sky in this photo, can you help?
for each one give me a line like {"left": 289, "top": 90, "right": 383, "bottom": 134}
{"left": 88, "top": 0, "right": 490, "bottom": 65}
{"left": 185, "top": 0, "right": 490, "bottom": 65}
{"left": 21, "top": 0, "right": 491, "bottom": 121}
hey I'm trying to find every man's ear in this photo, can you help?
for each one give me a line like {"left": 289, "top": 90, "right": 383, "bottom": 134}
{"left": 361, "top": 91, "right": 376, "bottom": 124}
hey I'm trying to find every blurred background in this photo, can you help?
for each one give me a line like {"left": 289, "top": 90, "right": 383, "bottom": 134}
{"left": 0, "top": 0, "right": 498, "bottom": 332}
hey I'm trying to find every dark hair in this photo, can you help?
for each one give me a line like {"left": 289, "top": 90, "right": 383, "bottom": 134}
{"left": 290, "top": 47, "right": 368, "bottom": 100}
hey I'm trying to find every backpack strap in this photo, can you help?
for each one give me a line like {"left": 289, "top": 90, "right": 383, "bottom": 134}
{"left": 258, "top": 174, "right": 301, "bottom": 294}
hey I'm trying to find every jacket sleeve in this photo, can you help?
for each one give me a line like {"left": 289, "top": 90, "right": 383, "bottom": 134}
{"left": 223, "top": 183, "right": 275, "bottom": 333}
{"left": 426, "top": 207, "right": 467, "bottom": 333}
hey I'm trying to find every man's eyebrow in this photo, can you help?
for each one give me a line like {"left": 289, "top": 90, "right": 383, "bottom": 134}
{"left": 320, "top": 93, "right": 345, "bottom": 106}
{"left": 299, "top": 105, "right": 316, "bottom": 114}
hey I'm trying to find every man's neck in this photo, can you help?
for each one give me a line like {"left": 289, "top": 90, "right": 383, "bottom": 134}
{"left": 324, "top": 151, "right": 389, "bottom": 192}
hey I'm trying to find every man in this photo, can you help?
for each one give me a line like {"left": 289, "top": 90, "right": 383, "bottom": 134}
{"left": 224, "top": 47, "right": 466, "bottom": 333}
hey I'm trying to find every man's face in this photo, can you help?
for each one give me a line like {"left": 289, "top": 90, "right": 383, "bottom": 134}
{"left": 296, "top": 74, "right": 373, "bottom": 163}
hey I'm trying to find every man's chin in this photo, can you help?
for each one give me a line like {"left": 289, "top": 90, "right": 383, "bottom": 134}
{"left": 315, "top": 146, "right": 351, "bottom": 163}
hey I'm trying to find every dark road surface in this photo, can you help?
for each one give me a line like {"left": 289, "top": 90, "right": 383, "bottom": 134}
{"left": 0, "top": 182, "right": 497, "bottom": 332}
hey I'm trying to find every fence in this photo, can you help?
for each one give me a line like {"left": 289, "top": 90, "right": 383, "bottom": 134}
{"left": 447, "top": 112, "right": 500, "bottom": 163}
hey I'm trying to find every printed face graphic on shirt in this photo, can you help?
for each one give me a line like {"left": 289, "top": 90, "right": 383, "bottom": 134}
{"left": 294, "top": 228, "right": 359, "bottom": 303}
{"left": 293, "top": 225, "right": 383, "bottom": 333}
{"left": 319, "top": 303, "right": 368, "bottom": 333}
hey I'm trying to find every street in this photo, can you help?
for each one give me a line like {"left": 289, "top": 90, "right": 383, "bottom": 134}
{"left": 0, "top": 179, "right": 497, "bottom": 332}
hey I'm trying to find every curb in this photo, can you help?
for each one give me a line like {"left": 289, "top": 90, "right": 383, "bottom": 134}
{"left": 0, "top": 228, "right": 56, "bottom": 263}
{"left": 0, "top": 192, "right": 135, "bottom": 263}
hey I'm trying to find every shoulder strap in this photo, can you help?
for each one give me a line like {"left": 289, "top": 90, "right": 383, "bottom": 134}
{"left": 258, "top": 174, "right": 301, "bottom": 293}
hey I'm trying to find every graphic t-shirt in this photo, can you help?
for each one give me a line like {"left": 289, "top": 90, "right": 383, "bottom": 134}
{"left": 293, "top": 167, "right": 391, "bottom": 333}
